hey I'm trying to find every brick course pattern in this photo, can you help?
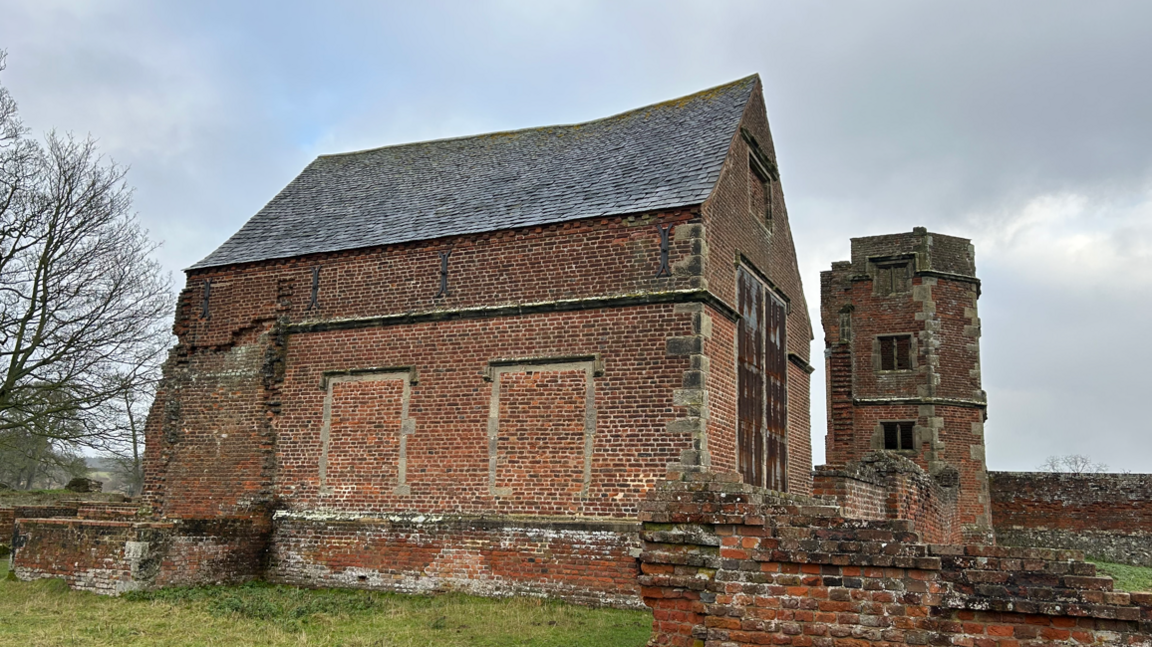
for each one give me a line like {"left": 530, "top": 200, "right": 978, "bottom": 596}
{"left": 991, "top": 472, "right": 1152, "bottom": 567}
{"left": 640, "top": 469, "right": 1152, "bottom": 646}
{"left": 269, "top": 514, "right": 643, "bottom": 609}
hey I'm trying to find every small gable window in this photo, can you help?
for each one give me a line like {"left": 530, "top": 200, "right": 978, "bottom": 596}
{"left": 883, "top": 421, "right": 916, "bottom": 451}
{"left": 749, "top": 156, "right": 773, "bottom": 228}
{"left": 875, "top": 262, "right": 911, "bottom": 295}
{"left": 879, "top": 335, "right": 912, "bottom": 371}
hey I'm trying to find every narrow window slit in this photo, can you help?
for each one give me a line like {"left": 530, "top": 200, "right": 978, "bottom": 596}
{"left": 656, "top": 224, "right": 672, "bottom": 277}
{"left": 436, "top": 250, "right": 451, "bottom": 297}
{"left": 201, "top": 279, "right": 212, "bottom": 320}
{"left": 308, "top": 266, "right": 321, "bottom": 310}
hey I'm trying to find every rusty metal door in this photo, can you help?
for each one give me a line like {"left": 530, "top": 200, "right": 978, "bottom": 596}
{"left": 737, "top": 267, "right": 788, "bottom": 491}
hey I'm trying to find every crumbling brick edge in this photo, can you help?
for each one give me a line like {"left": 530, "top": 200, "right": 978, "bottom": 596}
{"left": 640, "top": 468, "right": 1152, "bottom": 646}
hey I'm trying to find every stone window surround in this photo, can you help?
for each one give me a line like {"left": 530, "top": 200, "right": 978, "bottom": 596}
{"left": 871, "top": 419, "right": 922, "bottom": 455}
{"left": 867, "top": 253, "right": 917, "bottom": 297}
{"left": 872, "top": 332, "right": 918, "bottom": 373}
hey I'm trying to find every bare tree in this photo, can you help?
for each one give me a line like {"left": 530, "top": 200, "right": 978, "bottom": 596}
{"left": 0, "top": 52, "right": 172, "bottom": 484}
{"left": 1039, "top": 454, "right": 1110, "bottom": 474}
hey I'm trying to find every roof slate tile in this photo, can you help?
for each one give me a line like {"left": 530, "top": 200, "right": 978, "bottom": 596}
{"left": 191, "top": 75, "right": 757, "bottom": 270}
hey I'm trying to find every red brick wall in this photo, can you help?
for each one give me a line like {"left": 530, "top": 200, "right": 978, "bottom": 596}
{"left": 812, "top": 466, "right": 888, "bottom": 520}
{"left": 145, "top": 207, "right": 716, "bottom": 515}
{"left": 11, "top": 517, "right": 267, "bottom": 594}
{"left": 991, "top": 472, "right": 1152, "bottom": 567}
{"left": 813, "top": 454, "right": 962, "bottom": 545}
{"left": 12, "top": 518, "right": 172, "bottom": 594}
{"left": 155, "top": 518, "right": 270, "bottom": 588}
{"left": 641, "top": 470, "right": 1152, "bottom": 647}
{"left": 274, "top": 306, "right": 693, "bottom": 518}
{"left": 699, "top": 77, "right": 813, "bottom": 494}
{"left": 144, "top": 342, "right": 276, "bottom": 518}
{"left": 0, "top": 507, "right": 13, "bottom": 547}
{"left": 269, "top": 515, "right": 643, "bottom": 609}
{"left": 177, "top": 210, "right": 701, "bottom": 351}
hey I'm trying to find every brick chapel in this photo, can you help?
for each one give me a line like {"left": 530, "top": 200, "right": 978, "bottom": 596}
{"left": 132, "top": 74, "right": 813, "bottom": 605}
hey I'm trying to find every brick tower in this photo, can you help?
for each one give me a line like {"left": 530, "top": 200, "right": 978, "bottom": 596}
{"left": 820, "top": 227, "right": 992, "bottom": 542}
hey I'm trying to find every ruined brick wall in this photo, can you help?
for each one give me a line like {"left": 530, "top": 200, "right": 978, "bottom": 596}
{"left": 11, "top": 516, "right": 267, "bottom": 594}
{"left": 813, "top": 464, "right": 889, "bottom": 520}
{"left": 813, "top": 452, "right": 961, "bottom": 545}
{"left": 820, "top": 229, "right": 990, "bottom": 541}
{"left": 700, "top": 78, "right": 813, "bottom": 494}
{"left": 154, "top": 518, "right": 270, "bottom": 588}
{"left": 640, "top": 470, "right": 1152, "bottom": 646}
{"left": 992, "top": 472, "right": 1152, "bottom": 567}
{"left": 0, "top": 507, "right": 12, "bottom": 549}
{"left": 144, "top": 342, "right": 277, "bottom": 518}
{"left": 270, "top": 514, "right": 643, "bottom": 609}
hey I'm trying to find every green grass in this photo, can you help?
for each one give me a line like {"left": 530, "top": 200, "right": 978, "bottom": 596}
{"left": 1090, "top": 560, "right": 1152, "bottom": 593}
{"left": 0, "top": 575, "right": 651, "bottom": 647}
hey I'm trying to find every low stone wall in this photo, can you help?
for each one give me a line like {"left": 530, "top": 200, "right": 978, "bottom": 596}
{"left": 991, "top": 472, "right": 1152, "bottom": 566}
{"left": 814, "top": 452, "right": 961, "bottom": 545}
{"left": 12, "top": 516, "right": 268, "bottom": 594}
{"left": 269, "top": 512, "right": 644, "bottom": 609}
{"left": 640, "top": 469, "right": 1152, "bottom": 646}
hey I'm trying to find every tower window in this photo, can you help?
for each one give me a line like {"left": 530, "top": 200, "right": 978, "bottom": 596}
{"left": 879, "top": 335, "right": 912, "bottom": 371}
{"left": 883, "top": 421, "right": 915, "bottom": 451}
{"left": 875, "top": 262, "right": 911, "bottom": 295}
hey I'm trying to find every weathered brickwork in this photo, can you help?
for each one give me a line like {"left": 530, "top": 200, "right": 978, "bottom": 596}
{"left": 640, "top": 470, "right": 1152, "bottom": 646}
{"left": 269, "top": 514, "right": 643, "bottom": 609}
{"left": 701, "top": 84, "right": 813, "bottom": 493}
{"left": 274, "top": 306, "right": 694, "bottom": 518}
{"left": 11, "top": 516, "right": 268, "bottom": 594}
{"left": 992, "top": 472, "right": 1152, "bottom": 567}
{"left": 814, "top": 452, "right": 961, "bottom": 545}
{"left": 820, "top": 229, "right": 990, "bottom": 542}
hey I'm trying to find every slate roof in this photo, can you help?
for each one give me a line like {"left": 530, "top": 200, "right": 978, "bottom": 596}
{"left": 191, "top": 75, "right": 758, "bottom": 270}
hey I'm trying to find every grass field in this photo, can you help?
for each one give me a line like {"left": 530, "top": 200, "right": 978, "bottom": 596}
{"left": 0, "top": 568, "right": 651, "bottom": 647}
{"left": 1090, "top": 560, "right": 1152, "bottom": 593}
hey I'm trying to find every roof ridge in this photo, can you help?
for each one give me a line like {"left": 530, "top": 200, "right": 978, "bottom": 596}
{"left": 191, "top": 75, "right": 761, "bottom": 270}
{"left": 317, "top": 74, "right": 759, "bottom": 159}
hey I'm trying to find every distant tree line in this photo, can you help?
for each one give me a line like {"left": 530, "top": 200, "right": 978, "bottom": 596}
{"left": 1038, "top": 454, "right": 1110, "bottom": 475}
{"left": 0, "top": 52, "right": 172, "bottom": 494}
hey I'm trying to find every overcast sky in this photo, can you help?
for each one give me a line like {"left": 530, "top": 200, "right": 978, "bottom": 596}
{"left": 2, "top": 1, "right": 1150, "bottom": 472}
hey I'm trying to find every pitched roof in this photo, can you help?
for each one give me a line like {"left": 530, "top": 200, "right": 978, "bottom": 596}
{"left": 191, "top": 75, "right": 758, "bottom": 270}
